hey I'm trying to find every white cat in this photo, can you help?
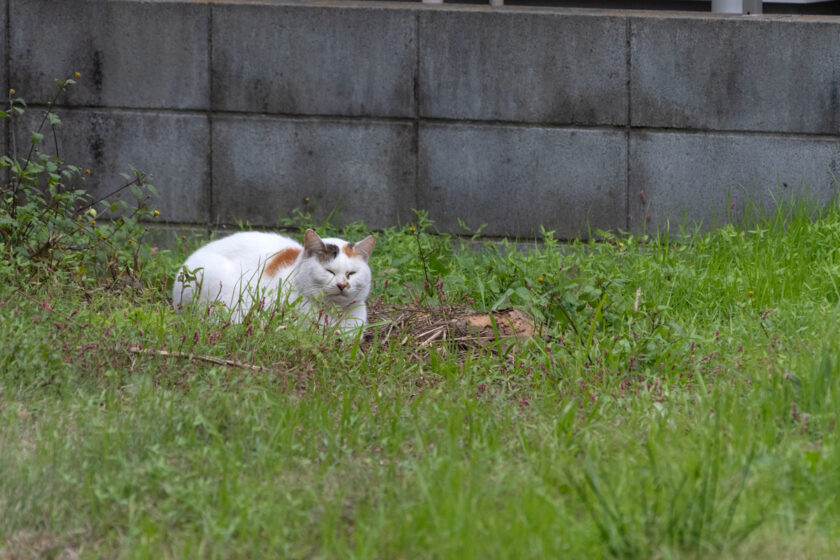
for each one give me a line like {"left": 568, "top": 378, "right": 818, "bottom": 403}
{"left": 172, "top": 229, "right": 376, "bottom": 333}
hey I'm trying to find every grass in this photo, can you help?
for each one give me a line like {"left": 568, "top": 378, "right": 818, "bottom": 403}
{"left": 2, "top": 203, "right": 840, "bottom": 559}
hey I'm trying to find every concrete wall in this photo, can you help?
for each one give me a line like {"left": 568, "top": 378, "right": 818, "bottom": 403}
{"left": 3, "top": 0, "right": 840, "bottom": 239}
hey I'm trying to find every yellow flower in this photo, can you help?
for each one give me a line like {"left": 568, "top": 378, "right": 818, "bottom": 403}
{"left": 748, "top": 290, "right": 754, "bottom": 296}
{"left": 85, "top": 169, "right": 91, "bottom": 174}
{"left": 90, "top": 220, "right": 96, "bottom": 226}
{"left": 154, "top": 210, "right": 160, "bottom": 216}
{"left": 410, "top": 226, "right": 416, "bottom": 233}
{"left": 75, "top": 72, "right": 81, "bottom": 78}
{"left": 304, "top": 197, "right": 310, "bottom": 202}
{"left": 537, "top": 277, "right": 543, "bottom": 283}
{"left": 129, "top": 239, "right": 134, "bottom": 244}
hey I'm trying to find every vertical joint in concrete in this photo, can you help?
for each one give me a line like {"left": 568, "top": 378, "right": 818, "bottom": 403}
{"left": 413, "top": 11, "right": 421, "bottom": 216}
{"left": 625, "top": 16, "right": 632, "bottom": 232}
{"left": 3, "top": 0, "right": 9, "bottom": 165}
{"left": 207, "top": 4, "right": 214, "bottom": 230}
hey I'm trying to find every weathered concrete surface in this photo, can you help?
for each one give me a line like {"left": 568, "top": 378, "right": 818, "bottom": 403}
{"left": 1, "top": 0, "right": 7, "bottom": 160}
{"left": 419, "top": 123, "right": 627, "bottom": 238}
{"left": 419, "top": 9, "right": 628, "bottom": 125}
{"left": 629, "top": 131, "right": 840, "bottom": 232}
{"left": 212, "top": 3, "right": 416, "bottom": 117}
{"left": 212, "top": 116, "right": 416, "bottom": 229}
{"left": 0, "top": 116, "right": 6, "bottom": 169}
{"left": 10, "top": 0, "right": 209, "bottom": 109}
{"left": 0, "top": 116, "right": 5, "bottom": 166}
{"left": 5, "top": 0, "right": 840, "bottom": 239}
{"left": 14, "top": 109, "right": 211, "bottom": 223}
{"left": 631, "top": 15, "right": 840, "bottom": 134}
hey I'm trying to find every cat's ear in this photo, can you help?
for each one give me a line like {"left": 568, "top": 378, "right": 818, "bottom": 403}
{"left": 353, "top": 235, "right": 376, "bottom": 262}
{"left": 303, "top": 229, "right": 325, "bottom": 258}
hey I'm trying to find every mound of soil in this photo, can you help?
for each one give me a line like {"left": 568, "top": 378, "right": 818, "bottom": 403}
{"left": 368, "top": 304, "right": 537, "bottom": 352}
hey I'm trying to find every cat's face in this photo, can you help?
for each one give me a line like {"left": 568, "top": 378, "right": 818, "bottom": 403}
{"left": 298, "top": 230, "right": 375, "bottom": 306}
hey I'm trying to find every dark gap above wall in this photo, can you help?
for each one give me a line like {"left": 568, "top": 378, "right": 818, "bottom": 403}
{"left": 356, "top": 0, "right": 840, "bottom": 15}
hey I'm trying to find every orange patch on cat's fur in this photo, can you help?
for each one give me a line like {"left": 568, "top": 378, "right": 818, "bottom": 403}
{"left": 342, "top": 244, "right": 357, "bottom": 258}
{"left": 264, "top": 248, "right": 301, "bottom": 277}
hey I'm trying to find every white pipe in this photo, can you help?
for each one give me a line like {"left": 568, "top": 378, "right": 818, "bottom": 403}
{"left": 712, "top": 0, "right": 763, "bottom": 14}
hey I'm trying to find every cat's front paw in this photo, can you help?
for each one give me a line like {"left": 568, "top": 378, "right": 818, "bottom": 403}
{"left": 333, "top": 317, "right": 366, "bottom": 339}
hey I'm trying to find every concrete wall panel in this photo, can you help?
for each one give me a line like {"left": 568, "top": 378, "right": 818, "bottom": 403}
{"left": 10, "top": 0, "right": 209, "bottom": 109}
{"left": 212, "top": 3, "right": 416, "bottom": 117}
{"left": 419, "top": 9, "right": 628, "bottom": 125}
{"left": 631, "top": 15, "right": 840, "bottom": 134}
{"left": 13, "top": 109, "right": 211, "bottom": 223}
{"left": 629, "top": 131, "right": 840, "bottom": 232}
{"left": 418, "top": 123, "right": 627, "bottom": 238}
{"left": 6, "top": 1, "right": 840, "bottom": 238}
{"left": 212, "top": 116, "right": 416, "bottom": 229}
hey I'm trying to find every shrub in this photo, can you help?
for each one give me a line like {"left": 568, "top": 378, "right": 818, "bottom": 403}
{"left": 0, "top": 75, "right": 158, "bottom": 286}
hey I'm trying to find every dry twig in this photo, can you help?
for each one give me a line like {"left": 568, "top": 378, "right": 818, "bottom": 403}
{"left": 125, "top": 345, "right": 267, "bottom": 372}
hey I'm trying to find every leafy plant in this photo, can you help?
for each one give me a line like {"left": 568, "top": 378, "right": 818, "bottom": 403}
{"left": 0, "top": 75, "right": 158, "bottom": 285}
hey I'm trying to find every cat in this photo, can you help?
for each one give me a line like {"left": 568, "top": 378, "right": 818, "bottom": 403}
{"left": 172, "top": 229, "right": 376, "bottom": 334}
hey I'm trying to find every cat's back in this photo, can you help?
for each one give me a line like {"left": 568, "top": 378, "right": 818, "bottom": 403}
{"left": 186, "top": 231, "right": 302, "bottom": 264}
{"left": 174, "top": 231, "right": 305, "bottom": 312}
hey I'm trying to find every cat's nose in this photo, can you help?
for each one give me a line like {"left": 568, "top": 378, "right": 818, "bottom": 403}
{"left": 337, "top": 279, "right": 350, "bottom": 292}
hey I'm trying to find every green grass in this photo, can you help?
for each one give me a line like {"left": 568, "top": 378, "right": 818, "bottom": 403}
{"left": 3, "top": 204, "right": 840, "bottom": 559}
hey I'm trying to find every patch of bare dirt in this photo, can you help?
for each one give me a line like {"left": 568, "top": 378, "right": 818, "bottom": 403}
{"left": 366, "top": 303, "right": 537, "bottom": 354}
{"left": 2, "top": 531, "right": 82, "bottom": 560}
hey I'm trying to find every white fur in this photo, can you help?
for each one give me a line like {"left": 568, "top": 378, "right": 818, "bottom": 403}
{"left": 172, "top": 230, "right": 375, "bottom": 334}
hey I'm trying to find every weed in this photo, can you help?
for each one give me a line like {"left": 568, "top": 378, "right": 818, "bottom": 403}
{"left": 0, "top": 77, "right": 158, "bottom": 286}
{"left": 5, "top": 192, "right": 840, "bottom": 557}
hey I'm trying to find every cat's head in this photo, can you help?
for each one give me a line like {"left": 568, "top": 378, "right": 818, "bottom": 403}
{"left": 297, "top": 229, "right": 376, "bottom": 307}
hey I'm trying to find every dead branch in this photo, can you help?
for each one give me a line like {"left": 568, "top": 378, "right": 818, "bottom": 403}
{"left": 125, "top": 345, "right": 267, "bottom": 372}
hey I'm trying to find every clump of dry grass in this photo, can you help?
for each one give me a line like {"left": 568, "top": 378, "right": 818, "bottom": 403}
{"left": 367, "top": 301, "right": 536, "bottom": 355}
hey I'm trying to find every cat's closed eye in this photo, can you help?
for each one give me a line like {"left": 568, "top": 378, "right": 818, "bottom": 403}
{"left": 325, "top": 269, "right": 335, "bottom": 276}
{"left": 347, "top": 271, "right": 356, "bottom": 277}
